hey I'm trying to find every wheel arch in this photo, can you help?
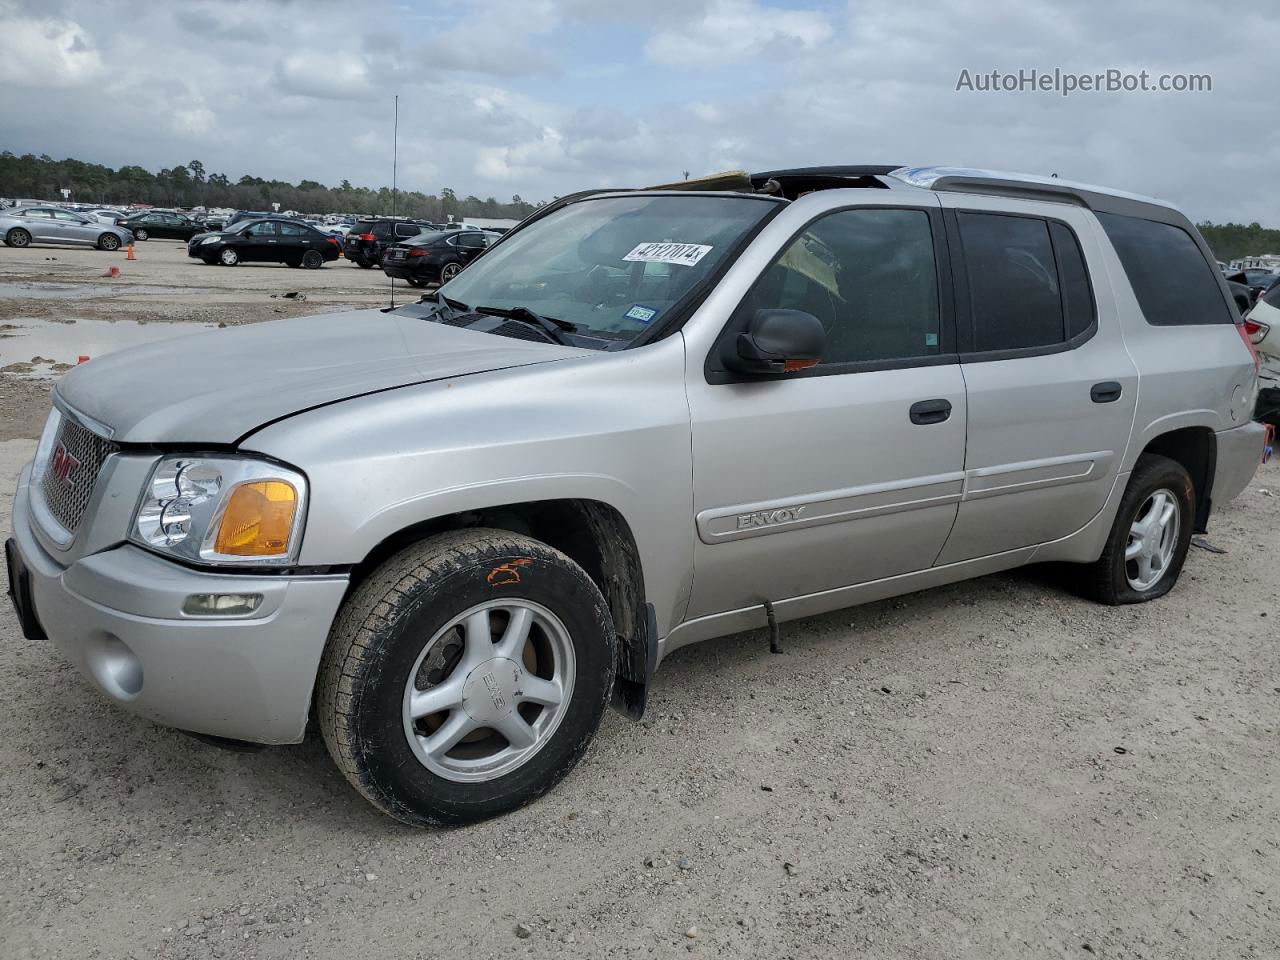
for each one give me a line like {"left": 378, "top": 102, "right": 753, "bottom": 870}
{"left": 343, "top": 497, "right": 655, "bottom": 720}
{"left": 1137, "top": 425, "right": 1216, "bottom": 533}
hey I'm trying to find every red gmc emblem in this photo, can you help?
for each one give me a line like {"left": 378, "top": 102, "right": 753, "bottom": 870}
{"left": 50, "top": 442, "right": 80, "bottom": 487}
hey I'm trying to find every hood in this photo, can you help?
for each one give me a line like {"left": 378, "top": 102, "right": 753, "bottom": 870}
{"left": 57, "top": 309, "right": 585, "bottom": 444}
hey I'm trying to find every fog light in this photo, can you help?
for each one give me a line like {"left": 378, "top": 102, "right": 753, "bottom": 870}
{"left": 182, "top": 593, "right": 263, "bottom": 616}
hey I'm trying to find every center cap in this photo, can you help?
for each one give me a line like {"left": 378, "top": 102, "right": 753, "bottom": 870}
{"left": 461, "top": 657, "right": 522, "bottom": 726}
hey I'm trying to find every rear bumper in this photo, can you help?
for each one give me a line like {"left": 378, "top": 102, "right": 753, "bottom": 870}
{"left": 381, "top": 260, "right": 430, "bottom": 281}
{"left": 9, "top": 464, "right": 349, "bottom": 744}
{"left": 1213, "top": 421, "right": 1266, "bottom": 505}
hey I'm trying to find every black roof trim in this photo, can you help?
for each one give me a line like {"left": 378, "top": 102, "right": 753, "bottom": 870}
{"left": 750, "top": 165, "right": 902, "bottom": 179}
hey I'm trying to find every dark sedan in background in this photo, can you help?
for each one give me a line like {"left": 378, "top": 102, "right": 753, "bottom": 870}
{"left": 188, "top": 218, "right": 341, "bottom": 268}
{"left": 116, "top": 210, "right": 205, "bottom": 241}
{"left": 380, "top": 228, "right": 492, "bottom": 286}
{"left": 344, "top": 218, "right": 443, "bottom": 268}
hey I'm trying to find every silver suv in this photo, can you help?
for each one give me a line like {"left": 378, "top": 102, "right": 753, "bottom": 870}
{"left": 6, "top": 166, "right": 1265, "bottom": 826}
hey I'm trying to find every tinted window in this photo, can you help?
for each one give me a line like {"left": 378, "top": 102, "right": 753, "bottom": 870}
{"left": 959, "top": 213, "right": 1062, "bottom": 351}
{"left": 395, "top": 223, "right": 422, "bottom": 237}
{"left": 248, "top": 221, "right": 279, "bottom": 236}
{"left": 278, "top": 222, "right": 308, "bottom": 237}
{"left": 24, "top": 209, "right": 53, "bottom": 218}
{"left": 459, "top": 233, "right": 486, "bottom": 250}
{"left": 371, "top": 222, "right": 393, "bottom": 238}
{"left": 1264, "top": 283, "right": 1280, "bottom": 309}
{"left": 1096, "top": 213, "right": 1232, "bottom": 325}
{"left": 1049, "top": 221, "right": 1096, "bottom": 339}
{"left": 740, "top": 207, "right": 942, "bottom": 365}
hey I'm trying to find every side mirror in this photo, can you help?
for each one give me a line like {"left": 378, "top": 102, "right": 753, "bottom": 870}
{"left": 723, "top": 309, "right": 825, "bottom": 375}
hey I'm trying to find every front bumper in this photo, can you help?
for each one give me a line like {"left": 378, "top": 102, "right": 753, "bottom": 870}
{"left": 8, "top": 463, "right": 349, "bottom": 744}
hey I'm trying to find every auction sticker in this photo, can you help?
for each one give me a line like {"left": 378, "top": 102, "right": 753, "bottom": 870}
{"left": 622, "top": 242, "right": 713, "bottom": 267}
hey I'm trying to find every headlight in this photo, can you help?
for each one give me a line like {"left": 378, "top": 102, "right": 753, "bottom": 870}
{"left": 200, "top": 235, "right": 221, "bottom": 245}
{"left": 131, "top": 456, "right": 307, "bottom": 565}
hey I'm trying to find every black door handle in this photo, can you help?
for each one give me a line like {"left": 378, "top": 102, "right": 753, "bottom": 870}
{"left": 909, "top": 398, "right": 952, "bottom": 425}
{"left": 1091, "top": 381, "right": 1123, "bottom": 403}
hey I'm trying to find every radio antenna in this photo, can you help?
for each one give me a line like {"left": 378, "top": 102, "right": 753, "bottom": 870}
{"left": 389, "top": 93, "right": 399, "bottom": 310}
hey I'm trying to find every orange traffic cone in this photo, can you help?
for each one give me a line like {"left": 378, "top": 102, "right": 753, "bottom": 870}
{"left": 126, "top": 243, "right": 136, "bottom": 261}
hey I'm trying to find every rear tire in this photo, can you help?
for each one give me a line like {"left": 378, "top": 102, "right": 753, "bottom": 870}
{"left": 356, "top": 259, "right": 374, "bottom": 269}
{"left": 5, "top": 228, "right": 31, "bottom": 248}
{"left": 301, "top": 249, "right": 323, "bottom": 269}
{"left": 97, "top": 233, "right": 121, "bottom": 251}
{"left": 407, "top": 276, "right": 429, "bottom": 288}
{"left": 316, "top": 529, "right": 616, "bottom": 826}
{"left": 1082, "top": 454, "right": 1194, "bottom": 605}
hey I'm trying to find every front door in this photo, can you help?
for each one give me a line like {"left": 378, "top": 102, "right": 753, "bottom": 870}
{"left": 242, "top": 220, "right": 281, "bottom": 261}
{"left": 933, "top": 195, "right": 1139, "bottom": 563}
{"left": 684, "top": 194, "right": 968, "bottom": 620}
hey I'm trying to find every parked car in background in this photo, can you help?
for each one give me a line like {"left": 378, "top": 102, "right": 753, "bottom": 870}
{"left": 193, "top": 213, "right": 226, "bottom": 232}
{"left": 0, "top": 206, "right": 133, "bottom": 250}
{"left": 225, "top": 210, "right": 277, "bottom": 229}
{"left": 344, "top": 218, "right": 443, "bottom": 268}
{"left": 84, "top": 208, "right": 128, "bottom": 224}
{"left": 1246, "top": 283, "right": 1280, "bottom": 427}
{"left": 381, "top": 228, "right": 492, "bottom": 286}
{"left": 116, "top": 210, "right": 205, "bottom": 242}
{"left": 188, "top": 217, "right": 341, "bottom": 268}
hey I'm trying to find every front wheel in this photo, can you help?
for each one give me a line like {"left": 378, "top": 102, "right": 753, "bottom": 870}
{"left": 218, "top": 247, "right": 239, "bottom": 266}
{"left": 316, "top": 529, "right": 616, "bottom": 826}
{"left": 301, "top": 249, "right": 324, "bottom": 269}
{"left": 1082, "top": 454, "right": 1194, "bottom": 604}
{"left": 134, "top": 228, "right": 149, "bottom": 241}
{"left": 5, "top": 228, "right": 31, "bottom": 248}
{"left": 97, "top": 233, "right": 121, "bottom": 251}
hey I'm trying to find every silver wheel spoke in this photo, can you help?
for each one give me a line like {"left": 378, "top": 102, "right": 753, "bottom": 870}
{"left": 409, "top": 679, "right": 464, "bottom": 719}
{"left": 493, "top": 711, "right": 537, "bottom": 749}
{"left": 460, "top": 609, "right": 494, "bottom": 668}
{"left": 517, "top": 675, "right": 562, "bottom": 707}
{"left": 495, "top": 606, "right": 533, "bottom": 660}
{"left": 422, "top": 710, "right": 477, "bottom": 759}
{"left": 1125, "top": 536, "right": 1143, "bottom": 560}
{"left": 1135, "top": 553, "right": 1154, "bottom": 583}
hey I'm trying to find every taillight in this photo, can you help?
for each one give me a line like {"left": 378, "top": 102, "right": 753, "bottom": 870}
{"left": 1235, "top": 320, "right": 1262, "bottom": 371}
{"left": 407, "top": 247, "right": 428, "bottom": 258}
{"left": 1243, "top": 318, "right": 1269, "bottom": 344}
{"left": 360, "top": 233, "right": 375, "bottom": 243}
{"left": 325, "top": 236, "right": 338, "bottom": 245}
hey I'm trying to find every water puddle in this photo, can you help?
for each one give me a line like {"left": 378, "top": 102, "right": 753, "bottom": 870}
{"left": 0, "top": 316, "right": 218, "bottom": 377}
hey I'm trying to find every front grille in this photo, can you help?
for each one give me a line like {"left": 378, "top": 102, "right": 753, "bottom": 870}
{"left": 39, "top": 413, "right": 117, "bottom": 534}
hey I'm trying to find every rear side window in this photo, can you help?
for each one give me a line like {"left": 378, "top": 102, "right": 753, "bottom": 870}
{"left": 1263, "top": 283, "right": 1280, "bottom": 309}
{"left": 1096, "top": 212, "right": 1232, "bottom": 325}
{"left": 1049, "top": 221, "right": 1096, "bottom": 339}
{"left": 395, "top": 223, "right": 423, "bottom": 237}
{"left": 958, "top": 212, "right": 1064, "bottom": 351}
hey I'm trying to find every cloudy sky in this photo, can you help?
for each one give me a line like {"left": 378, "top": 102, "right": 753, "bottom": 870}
{"left": 2, "top": 0, "right": 1277, "bottom": 224}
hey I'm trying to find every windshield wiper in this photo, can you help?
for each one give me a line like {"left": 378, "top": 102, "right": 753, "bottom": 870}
{"left": 476, "top": 305, "right": 577, "bottom": 346}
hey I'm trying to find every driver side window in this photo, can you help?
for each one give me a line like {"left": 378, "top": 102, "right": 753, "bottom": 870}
{"left": 741, "top": 208, "right": 942, "bottom": 366}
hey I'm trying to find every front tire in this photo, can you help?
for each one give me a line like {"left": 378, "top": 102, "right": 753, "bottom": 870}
{"left": 5, "top": 228, "right": 31, "bottom": 248}
{"left": 301, "top": 249, "right": 324, "bottom": 269}
{"left": 134, "top": 228, "right": 149, "bottom": 241}
{"left": 1083, "top": 454, "right": 1194, "bottom": 604}
{"left": 97, "top": 233, "right": 121, "bottom": 251}
{"left": 218, "top": 247, "right": 239, "bottom": 266}
{"left": 316, "top": 529, "right": 616, "bottom": 826}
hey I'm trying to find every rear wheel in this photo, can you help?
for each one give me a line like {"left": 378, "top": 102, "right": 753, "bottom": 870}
{"left": 439, "top": 260, "right": 463, "bottom": 283}
{"left": 5, "top": 228, "right": 31, "bottom": 248}
{"left": 356, "top": 258, "right": 374, "bottom": 268}
{"left": 301, "top": 249, "right": 324, "bottom": 269}
{"left": 316, "top": 529, "right": 616, "bottom": 826}
{"left": 1082, "top": 454, "right": 1193, "bottom": 604}
{"left": 407, "top": 276, "right": 429, "bottom": 288}
{"left": 218, "top": 247, "right": 239, "bottom": 266}
{"left": 134, "top": 228, "right": 149, "bottom": 241}
{"left": 97, "top": 233, "right": 121, "bottom": 251}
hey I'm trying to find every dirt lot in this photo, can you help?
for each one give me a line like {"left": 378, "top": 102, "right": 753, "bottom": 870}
{"left": 1, "top": 245, "right": 1278, "bottom": 959}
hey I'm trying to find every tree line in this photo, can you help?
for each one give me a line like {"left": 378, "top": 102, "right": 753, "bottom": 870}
{"left": 1195, "top": 222, "right": 1280, "bottom": 264}
{"left": 0, "top": 152, "right": 542, "bottom": 221}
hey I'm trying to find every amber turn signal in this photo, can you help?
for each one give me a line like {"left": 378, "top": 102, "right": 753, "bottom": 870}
{"left": 213, "top": 481, "right": 298, "bottom": 556}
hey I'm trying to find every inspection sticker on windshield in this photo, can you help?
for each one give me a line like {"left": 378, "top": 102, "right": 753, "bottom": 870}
{"left": 623, "top": 242, "right": 713, "bottom": 267}
{"left": 625, "top": 304, "right": 658, "bottom": 324}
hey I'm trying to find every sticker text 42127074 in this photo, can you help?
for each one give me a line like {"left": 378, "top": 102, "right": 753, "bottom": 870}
{"left": 622, "top": 242, "right": 713, "bottom": 267}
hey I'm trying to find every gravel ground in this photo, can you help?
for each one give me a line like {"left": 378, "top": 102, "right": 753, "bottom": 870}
{"left": 1, "top": 246, "right": 1278, "bottom": 959}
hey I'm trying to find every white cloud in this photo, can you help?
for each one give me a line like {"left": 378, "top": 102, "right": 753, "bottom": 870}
{"left": 645, "top": 0, "right": 833, "bottom": 66}
{"left": 0, "top": 12, "right": 102, "bottom": 88}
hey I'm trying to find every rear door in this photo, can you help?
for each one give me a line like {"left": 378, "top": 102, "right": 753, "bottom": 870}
{"left": 52, "top": 210, "right": 98, "bottom": 245}
{"left": 935, "top": 196, "right": 1138, "bottom": 563}
{"left": 278, "top": 221, "right": 313, "bottom": 259}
